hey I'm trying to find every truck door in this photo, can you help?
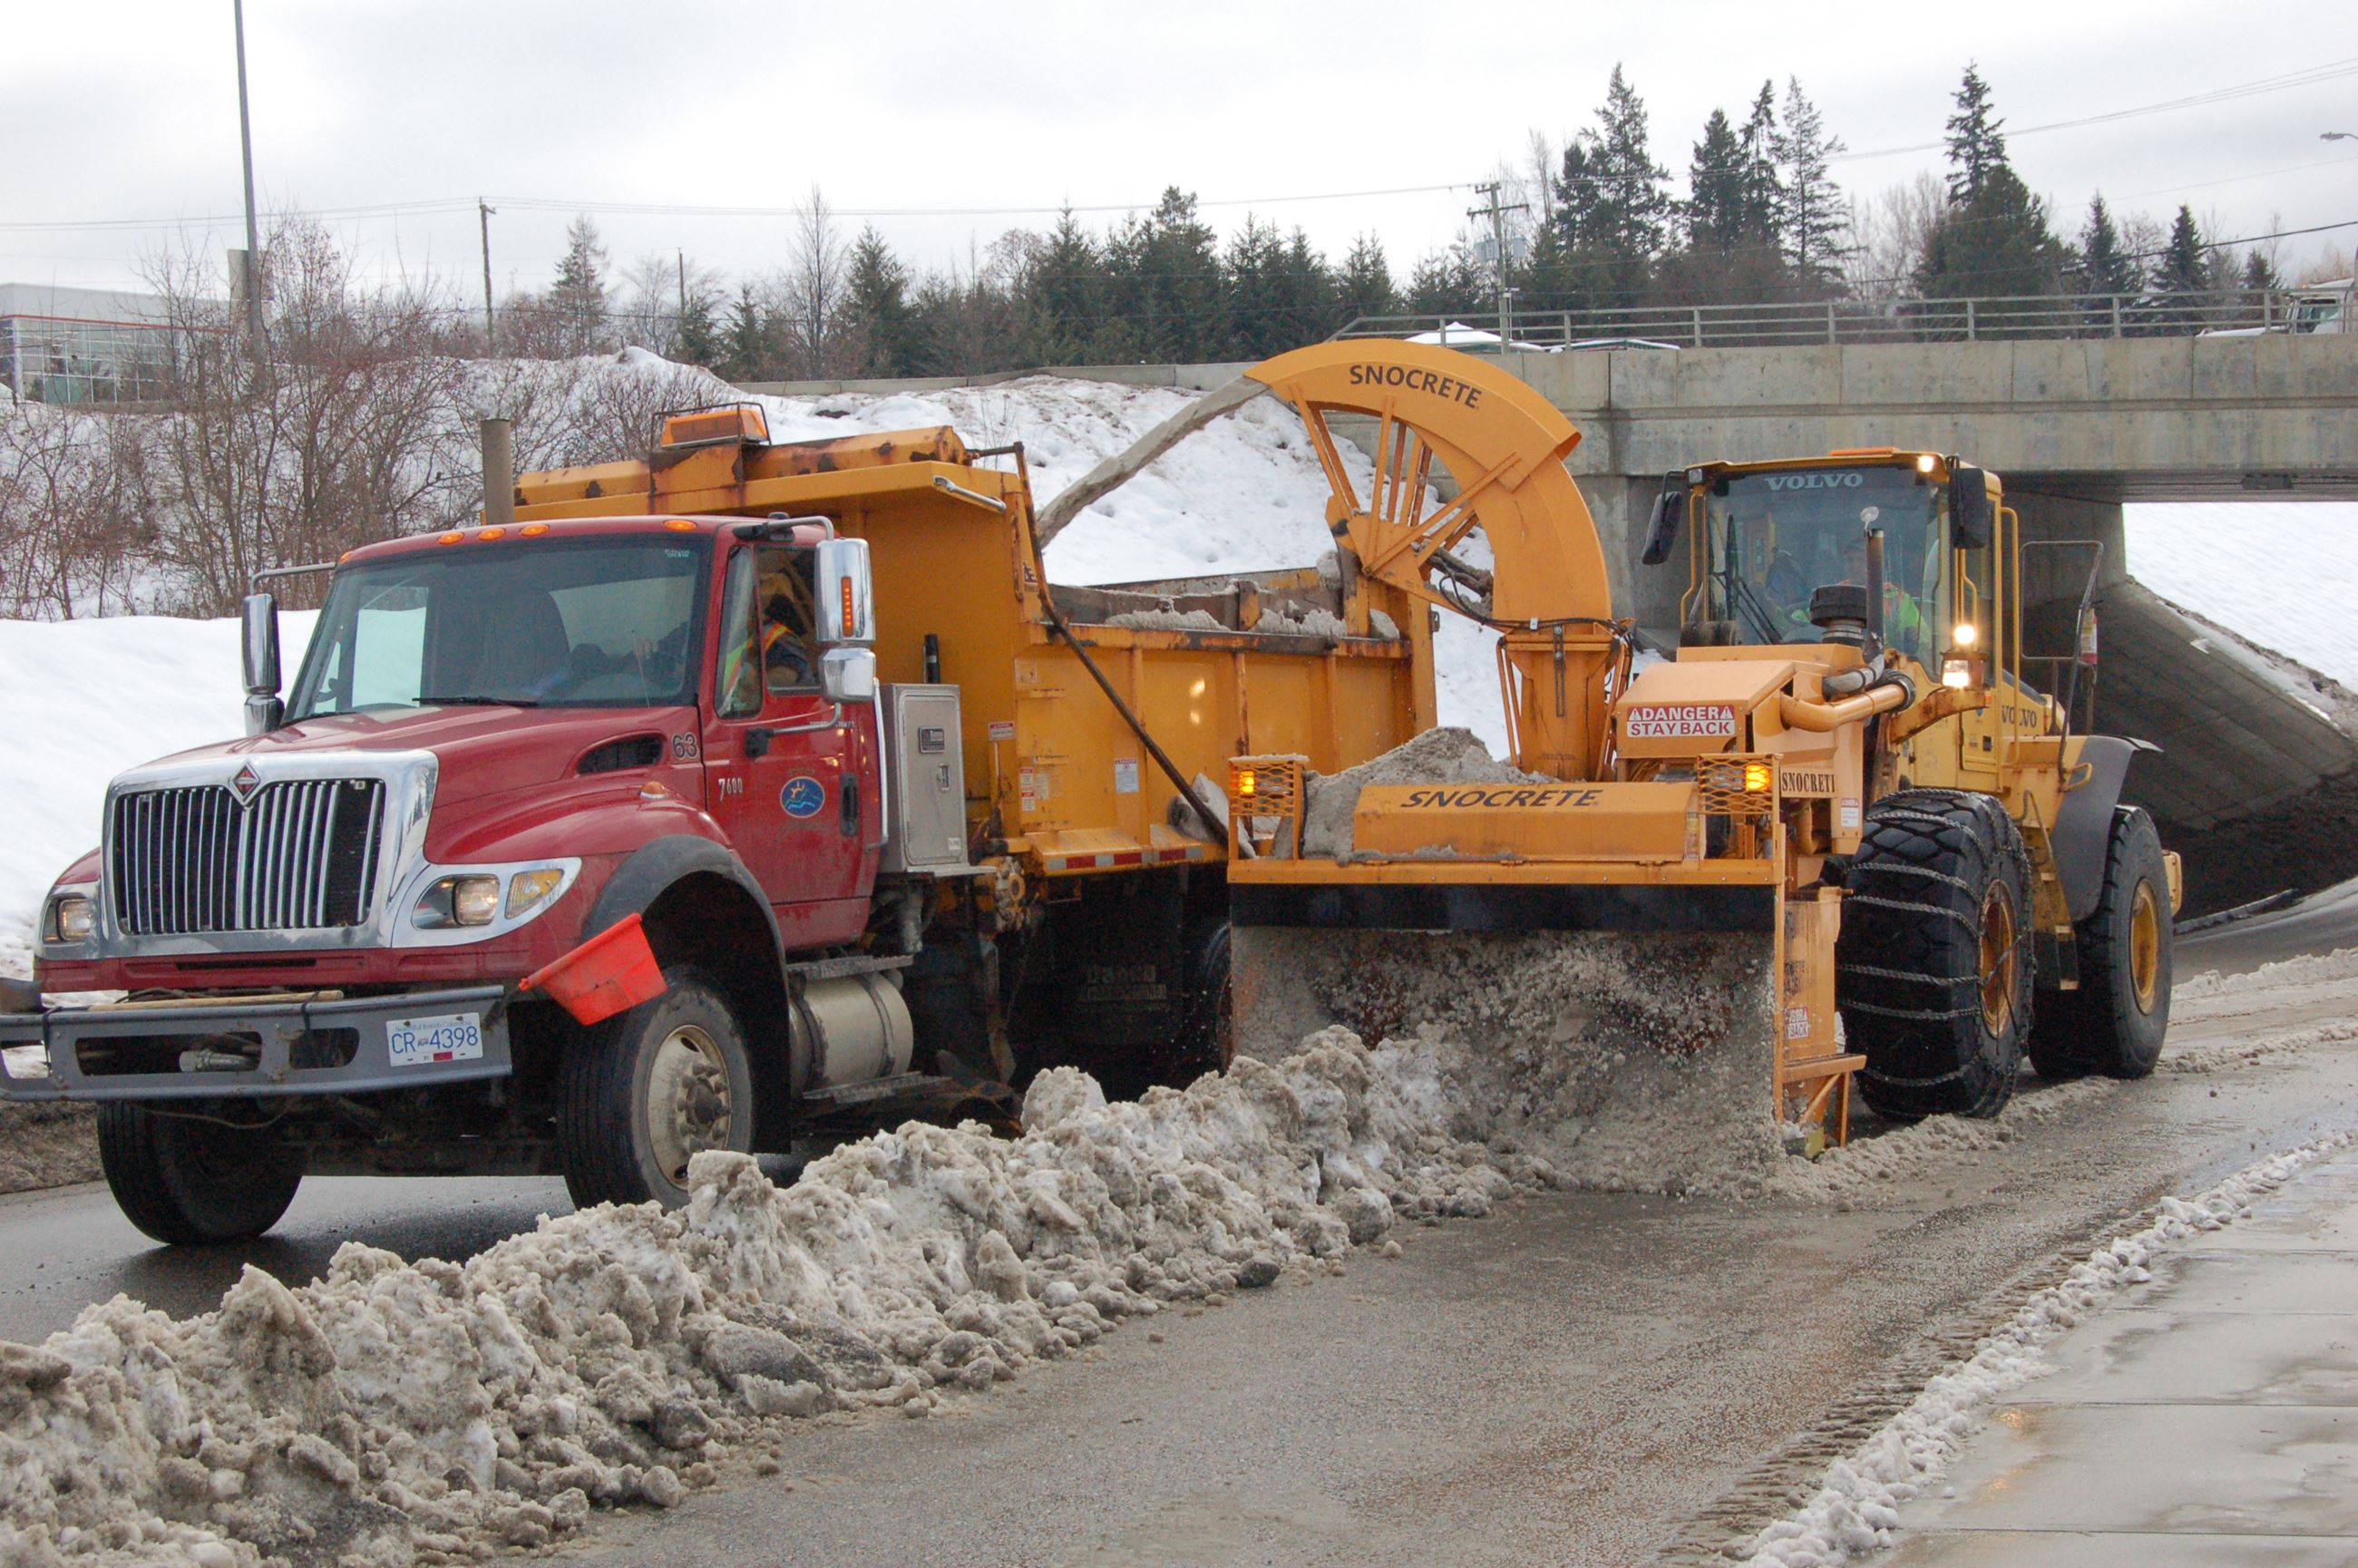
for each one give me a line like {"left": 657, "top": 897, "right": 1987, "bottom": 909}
{"left": 705, "top": 543, "right": 876, "bottom": 950}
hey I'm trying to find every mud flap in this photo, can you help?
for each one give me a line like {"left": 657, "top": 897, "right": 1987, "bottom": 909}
{"left": 1229, "top": 926, "right": 1788, "bottom": 1193}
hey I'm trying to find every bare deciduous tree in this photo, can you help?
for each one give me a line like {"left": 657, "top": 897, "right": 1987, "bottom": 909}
{"left": 1845, "top": 173, "right": 1945, "bottom": 299}
{"left": 0, "top": 405, "right": 150, "bottom": 618}
{"left": 784, "top": 187, "right": 847, "bottom": 377}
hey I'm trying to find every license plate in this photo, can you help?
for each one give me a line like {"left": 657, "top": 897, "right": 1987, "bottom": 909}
{"left": 385, "top": 1012, "right": 484, "bottom": 1068}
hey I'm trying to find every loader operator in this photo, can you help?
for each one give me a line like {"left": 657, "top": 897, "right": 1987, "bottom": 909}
{"left": 1763, "top": 517, "right": 1928, "bottom": 660}
{"left": 1718, "top": 484, "right": 1930, "bottom": 663}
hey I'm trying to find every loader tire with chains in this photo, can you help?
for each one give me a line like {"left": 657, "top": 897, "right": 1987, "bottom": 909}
{"left": 2027, "top": 806, "right": 2172, "bottom": 1081}
{"left": 1837, "top": 789, "right": 2034, "bottom": 1122}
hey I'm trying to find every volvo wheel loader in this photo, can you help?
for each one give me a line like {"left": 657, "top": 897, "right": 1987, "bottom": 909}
{"left": 1190, "top": 341, "right": 2178, "bottom": 1139}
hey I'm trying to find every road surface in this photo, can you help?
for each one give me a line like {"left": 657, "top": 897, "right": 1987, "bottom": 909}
{"left": 0, "top": 901, "right": 2349, "bottom": 1564}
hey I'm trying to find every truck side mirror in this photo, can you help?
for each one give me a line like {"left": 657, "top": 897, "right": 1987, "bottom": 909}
{"left": 1638, "top": 472, "right": 1686, "bottom": 566}
{"left": 815, "top": 538, "right": 875, "bottom": 646}
{"left": 241, "top": 592, "right": 284, "bottom": 735}
{"left": 1950, "top": 463, "right": 1993, "bottom": 550}
{"left": 821, "top": 647, "right": 877, "bottom": 705}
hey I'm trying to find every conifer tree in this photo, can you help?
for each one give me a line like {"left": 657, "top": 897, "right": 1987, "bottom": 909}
{"left": 550, "top": 216, "right": 611, "bottom": 355}
{"left": 1536, "top": 67, "right": 1671, "bottom": 309}
{"left": 718, "top": 284, "right": 772, "bottom": 382}
{"left": 1405, "top": 248, "right": 1486, "bottom": 317}
{"left": 1223, "top": 216, "right": 1291, "bottom": 358}
{"left": 1685, "top": 109, "right": 1749, "bottom": 254}
{"left": 1586, "top": 64, "right": 1673, "bottom": 285}
{"left": 1114, "top": 189, "right": 1223, "bottom": 362}
{"left": 1915, "top": 65, "right": 2062, "bottom": 307}
{"left": 1944, "top": 63, "right": 2007, "bottom": 206}
{"left": 1738, "top": 81, "right": 1784, "bottom": 251}
{"left": 676, "top": 281, "right": 721, "bottom": 369}
{"left": 1025, "top": 209, "right": 1112, "bottom": 363}
{"left": 1273, "top": 228, "right": 1337, "bottom": 348}
{"left": 841, "top": 225, "right": 921, "bottom": 376}
{"left": 1337, "top": 232, "right": 1398, "bottom": 322}
{"left": 1773, "top": 78, "right": 1847, "bottom": 287}
{"left": 2153, "top": 205, "right": 2207, "bottom": 295}
{"left": 2076, "top": 195, "right": 2139, "bottom": 297}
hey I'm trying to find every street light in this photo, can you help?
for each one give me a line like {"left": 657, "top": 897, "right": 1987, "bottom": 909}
{"left": 2325, "top": 131, "right": 2358, "bottom": 142}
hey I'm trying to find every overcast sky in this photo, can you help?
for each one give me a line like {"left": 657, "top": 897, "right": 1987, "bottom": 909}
{"left": 8, "top": 0, "right": 2355, "bottom": 304}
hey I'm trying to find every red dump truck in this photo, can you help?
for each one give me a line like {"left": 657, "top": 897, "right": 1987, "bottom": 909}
{"left": 0, "top": 405, "right": 1430, "bottom": 1244}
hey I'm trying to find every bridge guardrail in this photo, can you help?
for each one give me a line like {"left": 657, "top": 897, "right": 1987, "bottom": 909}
{"left": 1335, "top": 287, "right": 2348, "bottom": 350}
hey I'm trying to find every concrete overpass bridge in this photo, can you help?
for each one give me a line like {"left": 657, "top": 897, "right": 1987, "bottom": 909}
{"left": 1510, "top": 334, "right": 2358, "bottom": 913}
{"left": 754, "top": 330, "right": 2358, "bottom": 913}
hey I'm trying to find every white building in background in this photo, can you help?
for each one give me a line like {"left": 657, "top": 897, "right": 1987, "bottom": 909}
{"left": 0, "top": 283, "right": 190, "bottom": 405}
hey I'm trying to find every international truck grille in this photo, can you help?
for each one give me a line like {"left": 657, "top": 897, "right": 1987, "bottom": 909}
{"left": 109, "top": 779, "right": 386, "bottom": 936}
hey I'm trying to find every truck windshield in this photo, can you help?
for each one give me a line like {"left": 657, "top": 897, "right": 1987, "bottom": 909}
{"left": 1698, "top": 465, "right": 1943, "bottom": 662}
{"left": 287, "top": 535, "right": 708, "bottom": 718}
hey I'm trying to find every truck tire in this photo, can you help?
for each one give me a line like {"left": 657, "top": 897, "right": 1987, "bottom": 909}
{"left": 96, "top": 1105, "right": 304, "bottom": 1245}
{"left": 1837, "top": 790, "right": 2034, "bottom": 1122}
{"left": 558, "top": 966, "right": 755, "bottom": 1211}
{"left": 2028, "top": 807, "right": 2172, "bottom": 1081}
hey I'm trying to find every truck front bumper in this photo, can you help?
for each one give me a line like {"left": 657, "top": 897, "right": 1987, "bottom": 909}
{"left": 0, "top": 986, "right": 514, "bottom": 1104}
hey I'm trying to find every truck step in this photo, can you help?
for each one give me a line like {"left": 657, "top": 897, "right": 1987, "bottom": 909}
{"left": 799, "top": 1072, "right": 946, "bottom": 1107}
{"left": 784, "top": 953, "right": 914, "bottom": 982}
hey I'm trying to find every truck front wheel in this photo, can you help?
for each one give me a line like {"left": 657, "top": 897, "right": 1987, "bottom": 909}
{"left": 97, "top": 1105, "right": 304, "bottom": 1245}
{"left": 558, "top": 966, "right": 754, "bottom": 1211}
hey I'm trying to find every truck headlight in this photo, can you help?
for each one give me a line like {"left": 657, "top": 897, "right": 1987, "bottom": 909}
{"left": 414, "top": 875, "right": 502, "bottom": 929}
{"left": 505, "top": 867, "right": 567, "bottom": 919}
{"left": 44, "top": 894, "right": 95, "bottom": 943}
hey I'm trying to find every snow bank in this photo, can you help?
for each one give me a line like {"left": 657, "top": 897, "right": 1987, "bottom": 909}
{"left": 1738, "top": 1130, "right": 2353, "bottom": 1566}
{"left": 0, "top": 613, "right": 314, "bottom": 979}
{"left": 0, "top": 1030, "right": 1560, "bottom": 1566}
{"left": 2125, "top": 502, "right": 2358, "bottom": 687}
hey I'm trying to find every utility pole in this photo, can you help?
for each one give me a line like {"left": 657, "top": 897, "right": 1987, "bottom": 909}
{"left": 1466, "top": 180, "right": 1528, "bottom": 349}
{"left": 232, "top": 0, "right": 267, "bottom": 357}
{"left": 478, "top": 200, "right": 497, "bottom": 347}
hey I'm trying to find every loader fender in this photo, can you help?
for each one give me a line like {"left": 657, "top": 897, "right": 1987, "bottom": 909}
{"left": 2052, "top": 736, "right": 2158, "bottom": 923}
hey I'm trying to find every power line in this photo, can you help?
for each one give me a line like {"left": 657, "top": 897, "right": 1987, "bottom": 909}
{"left": 2125, "top": 151, "right": 2358, "bottom": 200}
{"left": 1833, "top": 55, "right": 2358, "bottom": 163}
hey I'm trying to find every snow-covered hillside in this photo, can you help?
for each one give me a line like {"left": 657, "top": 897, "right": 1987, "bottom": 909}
{"left": 2125, "top": 502, "right": 2358, "bottom": 686}
{"left": 0, "top": 372, "right": 2344, "bottom": 979}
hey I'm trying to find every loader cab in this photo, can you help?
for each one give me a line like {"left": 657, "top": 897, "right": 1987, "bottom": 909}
{"left": 1652, "top": 453, "right": 1974, "bottom": 672}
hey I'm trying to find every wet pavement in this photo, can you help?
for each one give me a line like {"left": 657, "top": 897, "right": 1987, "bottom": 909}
{"left": 1889, "top": 1144, "right": 2358, "bottom": 1566}
{"left": 0, "top": 899, "right": 2346, "bottom": 1563}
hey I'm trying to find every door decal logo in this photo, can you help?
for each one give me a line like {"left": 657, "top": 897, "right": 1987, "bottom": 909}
{"left": 780, "top": 775, "right": 826, "bottom": 819}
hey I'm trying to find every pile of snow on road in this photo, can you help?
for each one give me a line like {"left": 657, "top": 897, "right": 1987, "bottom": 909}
{"left": 0, "top": 1028, "right": 1565, "bottom": 1566}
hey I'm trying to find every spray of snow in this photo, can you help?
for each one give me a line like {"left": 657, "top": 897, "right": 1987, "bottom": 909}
{"left": 1738, "top": 1130, "right": 2354, "bottom": 1567}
